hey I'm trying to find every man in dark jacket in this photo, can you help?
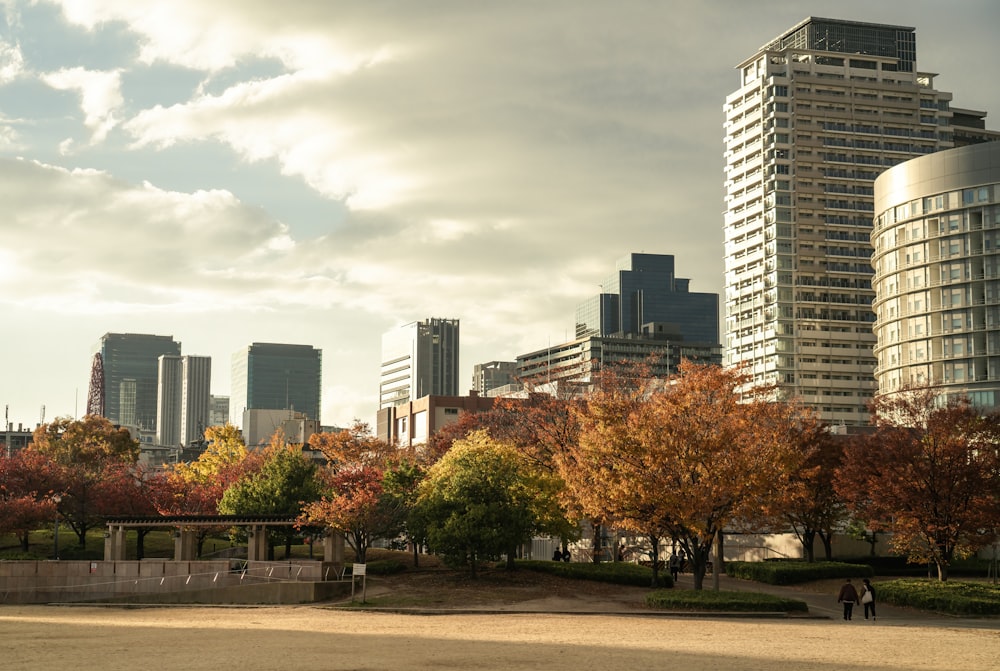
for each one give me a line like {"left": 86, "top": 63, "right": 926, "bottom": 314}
{"left": 837, "top": 578, "right": 860, "bottom": 620}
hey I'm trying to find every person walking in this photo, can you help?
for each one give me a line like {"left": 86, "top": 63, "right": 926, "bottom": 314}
{"left": 837, "top": 578, "right": 860, "bottom": 621}
{"left": 669, "top": 552, "right": 680, "bottom": 581}
{"left": 861, "top": 578, "right": 877, "bottom": 621}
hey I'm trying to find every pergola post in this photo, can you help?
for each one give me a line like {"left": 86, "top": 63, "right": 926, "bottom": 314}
{"left": 323, "top": 530, "right": 344, "bottom": 564}
{"left": 103, "top": 525, "right": 126, "bottom": 561}
{"left": 247, "top": 525, "right": 268, "bottom": 561}
{"left": 173, "top": 528, "right": 197, "bottom": 561}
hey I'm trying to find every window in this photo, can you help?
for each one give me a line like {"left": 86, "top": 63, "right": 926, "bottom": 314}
{"left": 444, "top": 408, "right": 459, "bottom": 415}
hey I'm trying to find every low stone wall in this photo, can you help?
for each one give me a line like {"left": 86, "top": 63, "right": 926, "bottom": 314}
{"left": 0, "top": 560, "right": 345, "bottom": 605}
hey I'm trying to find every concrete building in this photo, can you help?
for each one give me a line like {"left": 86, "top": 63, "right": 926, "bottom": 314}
{"left": 241, "top": 409, "right": 321, "bottom": 448}
{"left": 379, "top": 318, "right": 459, "bottom": 410}
{"left": 209, "top": 395, "right": 230, "bottom": 427}
{"left": 515, "top": 331, "right": 722, "bottom": 396}
{"left": 380, "top": 393, "right": 494, "bottom": 449}
{"left": 94, "top": 333, "right": 181, "bottom": 432}
{"left": 723, "top": 17, "right": 971, "bottom": 425}
{"left": 229, "top": 343, "right": 322, "bottom": 428}
{"left": 576, "top": 253, "right": 719, "bottom": 344}
{"left": 155, "top": 355, "right": 212, "bottom": 448}
{"left": 472, "top": 361, "right": 518, "bottom": 396}
{"left": 872, "top": 141, "right": 1000, "bottom": 404}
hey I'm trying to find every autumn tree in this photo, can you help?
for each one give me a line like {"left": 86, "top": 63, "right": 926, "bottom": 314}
{"left": 837, "top": 388, "right": 1000, "bottom": 580}
{"left": 565, "top": 361, "right": 808, "bottom": 590}
{"left": 411, "top": 431, "right": 570, "bottom": 576}
{"left": 0, "top": 449, "right": 59, "bottom": 551}
{"left": 30, "top": 415, "right": 140, "bottom": 549}
{"left": 763, "top": 423, "right": 849, "bottom": 562}
{"left": 300, "top": 462, "right": 420, "bottom": 563}
{"left": 309, "top": 421, "right": 400, "bottom": 466}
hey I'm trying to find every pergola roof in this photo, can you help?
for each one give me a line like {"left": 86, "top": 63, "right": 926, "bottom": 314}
{"left": 105, "top": 514, "right": 300, "bottom": 528}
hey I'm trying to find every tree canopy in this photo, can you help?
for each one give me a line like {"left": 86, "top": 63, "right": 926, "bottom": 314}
{"left": 837, "top": 388, "right": 1000, "bottom": 580}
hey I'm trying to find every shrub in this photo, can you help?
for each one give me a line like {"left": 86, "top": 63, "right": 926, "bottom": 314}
{"left": 645, "top": 589, "right": 807, "bottom": 612}
{"left": 726, "top": 560, "right": 872, "bottom": 585}
{"left": 876, "top": 579, "right": 1000, "bottom": 616}
{"left": 357, "top": 559, "right": 407, "bottom": 576}
{"left": 514, "top": 559, "right": 672, "bottom": 588}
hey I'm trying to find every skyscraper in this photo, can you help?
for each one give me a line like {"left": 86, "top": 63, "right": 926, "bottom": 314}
{"left": 156, "top": 355, "right": 212, "bottom": 447}
{"left": 576, "top": 253, "right": 719, "bottom": 343}
{"left": 379, "top": 318, "right": 460, "bottom": 410}
{"left": 94, "top": 333, "right": 181, "bottom": 431}
{"left": 724, "top": 17, "right": 958, "bottom": 425}
{"left": 229, "top": 343, "right": 322, "bottom": 428}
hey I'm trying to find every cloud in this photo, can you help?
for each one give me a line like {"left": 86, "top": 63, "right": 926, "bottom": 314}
{"left": 0, "top": 38, "right": 24, "bottom": 83}
{"left": 41, "top": 66, "right": 123, "bottom": 146}
{"left": 0, "top": 158, "right": 297, "bottom": 313}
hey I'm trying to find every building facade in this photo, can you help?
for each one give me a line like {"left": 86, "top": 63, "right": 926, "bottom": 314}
{"left": 155, "top": 355, "right": 212, "bottom": 447}
{"left": 379, "top": 392, "right": 494, "bottom": 449}
{"left": 515, "top": 333, "right": 722, "bottom": 395}
{"left": 229, "top": 343, "right": 322, "bottom": 427}
{"left": 724, "top": 17, "right": 960, "bottom": 425}
{"left": 872, "top": 141, "right": 1000, "bottom": 404}
{"left": 94, "top": 333, "right": 181, "bottom": 432}
{"left": 575, "top": 253, "right": 719, "bottom": 343}
{"left": 471, "top": 361, "right": 518, "bottom": 396}
{"left": 379, "top": 318, "right": 460, "bottom": 410}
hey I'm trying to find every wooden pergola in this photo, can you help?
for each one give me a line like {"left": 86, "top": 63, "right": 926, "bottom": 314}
{"left": 103, "top": 514, "right": 344, "bottom": 563}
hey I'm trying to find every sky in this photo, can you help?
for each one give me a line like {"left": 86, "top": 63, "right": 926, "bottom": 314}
{"left": 2, "top": 0, "right": 999, "bottom": 430}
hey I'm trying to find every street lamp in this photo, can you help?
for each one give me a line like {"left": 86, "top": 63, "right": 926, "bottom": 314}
{"left": 51, "top": 494, "right": 62, "bottom": 560}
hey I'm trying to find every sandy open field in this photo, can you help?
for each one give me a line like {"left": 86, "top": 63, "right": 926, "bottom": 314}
{"left": 2, "top": 605, "right": 999, "bottom": 671}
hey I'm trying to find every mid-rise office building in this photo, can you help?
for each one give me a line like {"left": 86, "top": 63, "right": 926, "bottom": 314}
{"left": 872, "top": 141, "right": 1000, "bottom": 404}
{"left": 724, "top": 17, "right": 965, "bottom": 425}
{"left": 576, "top": 253, "right": 719, "bottom": 344}
{"left": 379, "top": 318, "right": 460, "bottom": 410}
{"left": 472, "top": 361, "right": 518, "bottom": 396}
{"left": 93, "top": 333, "right": 181, "bottom": 431}
{"left": 229, "top": 343, "right": 322, "bottom": 428}
{"left": 209, "top": 395, "right": 230, "bottom": 427}
{"left": 155, "top": 355, "right": 212, "bottom": 447}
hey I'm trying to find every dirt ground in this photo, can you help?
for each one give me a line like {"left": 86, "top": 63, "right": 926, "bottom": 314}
{"left": 2, "top": 567, "right": 999, "bottom": 670}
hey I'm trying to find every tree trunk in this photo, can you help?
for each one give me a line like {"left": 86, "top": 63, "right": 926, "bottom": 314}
{"left": 712, "top": 531, "right": 722, "bottom": 592}
{"left": 412, "top": 541, "right": 419, "bottom": 567}
{"left": 937, "top": 561, "right": 948, "bottom": 581}
{"left": 691, "top": 543, "right": 710, "bottom": 590}
{"left": 591, "top": 524, "right": 602, "bottom": 563}
{"left": 801, "top": 529, "right": 816, "bottom": 562}
{"left": 648, "top": 534, "right": 660, "bottom": 587}
{"left": 20, "top": 531, "right": 30, "bottom": 553}
{"left": 818, "top": 531, "right": 833, "bottom": 560}
{"left": 136, "top": 528, "right": 148, "bottom": 560}
{"left": 506, "top": 545, "right": 516, "bottom": 569}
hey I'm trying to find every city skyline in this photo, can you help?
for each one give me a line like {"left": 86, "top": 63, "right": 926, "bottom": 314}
{"left": 2, "top": 2, "right": 999, "bottom": 429}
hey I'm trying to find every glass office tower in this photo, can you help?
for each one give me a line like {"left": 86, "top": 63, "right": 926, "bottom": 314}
{"left": 229, "top": 343, "right": 322, "bottom": 427}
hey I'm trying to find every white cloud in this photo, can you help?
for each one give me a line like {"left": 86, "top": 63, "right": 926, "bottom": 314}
{"left": 0, "top": 38, "right": 24, "bottom": 83}
{"left": 41, "top": 67, "right": 123, "bottom": 145}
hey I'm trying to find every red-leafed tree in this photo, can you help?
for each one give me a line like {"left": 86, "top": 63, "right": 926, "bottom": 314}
{"left": 309, "top": 421, "right": 397, "bottom": 467}
{"left": 300, "top": 464, "right": 410, "bottom": 564}
{"left": 837, "top": 388, "right": 1000, "bottom": 580}
{"left": 0, "top": 448, "right": 61, "bottom": 550}
{"left": 31, "top": 415, "right": 140, "bottom": 549}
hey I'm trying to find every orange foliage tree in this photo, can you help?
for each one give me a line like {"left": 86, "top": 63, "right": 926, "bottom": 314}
{"left": 762, "top": 424, "right": 848, "bottom": 562}
{"left": 836, "top": 388, "right": 1000, "bottom": 580}
{"left": 564, "top": 361, "right": 809, "bottom": 589}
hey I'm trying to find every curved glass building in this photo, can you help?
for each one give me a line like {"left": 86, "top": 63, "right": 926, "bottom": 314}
{"left": 872, "top": 142, "right": 1000, "bottom": 403}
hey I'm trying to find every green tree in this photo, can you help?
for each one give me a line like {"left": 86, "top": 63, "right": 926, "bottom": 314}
{"left": 411, "top": 431, "right": 570, "bottom": 576}
{"left": 219, "top": 437, "right": 322, "bottom": 559}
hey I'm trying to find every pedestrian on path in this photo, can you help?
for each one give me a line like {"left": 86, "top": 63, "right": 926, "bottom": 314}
{"left": 861, "top": 578, "right": 877, "bottom": 621}
{"left": 837, "top": 578, "right": 860, "bottom": 621}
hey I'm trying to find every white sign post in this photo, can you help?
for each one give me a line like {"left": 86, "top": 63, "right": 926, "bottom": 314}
{"left": 352, "top": 563, "right": 367, "bottom": 602}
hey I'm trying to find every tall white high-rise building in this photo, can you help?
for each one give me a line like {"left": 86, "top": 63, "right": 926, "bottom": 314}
{"left": 723, "top": 17, "right": 957, "bottom": 425}
{"left": 379, "top": 318, "right": 460, "bottom": 410}
{"left": 156, "top": 355, "right": 212, "bottom": 447}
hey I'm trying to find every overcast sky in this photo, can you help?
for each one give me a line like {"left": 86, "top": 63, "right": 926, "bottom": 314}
{"left": 2, "top": 0, "right": 999, "bottom": 430}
